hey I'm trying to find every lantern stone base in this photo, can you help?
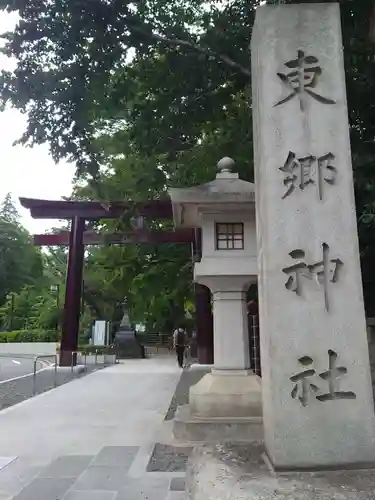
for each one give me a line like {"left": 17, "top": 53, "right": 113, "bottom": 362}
{"left": 173, "top": 405, "right": 263, "bottom": 442}
{"left": 173, "top": 371, "right": 263, "bottom": 442}
{"left": 189, "top": 371, "right": 262, "bottom": 418}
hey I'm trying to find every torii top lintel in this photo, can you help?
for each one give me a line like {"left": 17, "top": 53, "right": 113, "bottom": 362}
{"left": 19, "top": 198, "right": 173, "bottom": 220}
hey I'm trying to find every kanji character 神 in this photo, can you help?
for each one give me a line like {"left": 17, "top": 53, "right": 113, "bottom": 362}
{"left": 282, "top": 244, "right": 343, "bottom": 312}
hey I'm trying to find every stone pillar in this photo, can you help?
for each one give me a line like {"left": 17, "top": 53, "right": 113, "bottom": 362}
{"left": 252, "top": 3, "right": 375, "bottom": 469}
{"left": 212, "top": 290, "right": 249, "bottom": 370}
{"left": 195, "top": 284, "right": 214, "bottom": 364}
{"left": 190, "top": 278, "right": 261, "bottom": 420}
{"left": 60, "top": 216, "right": 85, "bottom": 367}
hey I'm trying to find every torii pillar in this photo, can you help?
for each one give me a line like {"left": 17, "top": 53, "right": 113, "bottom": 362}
{"left": 59, "top": 216, "right": 85, "bottom": 366}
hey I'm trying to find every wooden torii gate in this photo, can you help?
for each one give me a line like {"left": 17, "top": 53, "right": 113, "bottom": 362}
{"left": 20, "top": 198, "right": 213, "bottom": 366}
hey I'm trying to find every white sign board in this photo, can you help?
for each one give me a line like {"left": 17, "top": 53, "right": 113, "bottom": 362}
{"left": 93, "top": 320, "right": 106, "bottom": 346}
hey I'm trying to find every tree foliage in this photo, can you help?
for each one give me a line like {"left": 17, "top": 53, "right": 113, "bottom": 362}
{"left": 0, "top": 0, "right": 255, "bottom": 184}
{"left": 1, "top": 0, "right": 375, "bottom": 329}
{"left": 75, "top": 147, "right": 195, "bottom": 333}
{"left": 0, "top": 194, "right": 44, "bottom": 305}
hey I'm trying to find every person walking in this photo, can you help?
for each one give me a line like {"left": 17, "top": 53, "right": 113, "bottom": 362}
{"left": 173, "top": 327, "right": 186, "bottom": 368}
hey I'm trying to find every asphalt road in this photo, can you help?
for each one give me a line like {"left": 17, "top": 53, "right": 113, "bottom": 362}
{"left": 0, "top": 355, "right": 45, "bottom": 382}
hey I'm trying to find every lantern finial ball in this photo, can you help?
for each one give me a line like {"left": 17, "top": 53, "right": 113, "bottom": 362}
{"left": 217, "top": 157, "right": 235, "bottom": 173}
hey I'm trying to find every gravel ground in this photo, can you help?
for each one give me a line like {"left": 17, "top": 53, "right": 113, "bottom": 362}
{"left": 0, "top": 365, "right": 102, "bottom": 411}
{"left": 164, "top": 367, "right": 209, "bottom": 421}
{"left": 147, "top": 444, "right": 193, "bottom": 472}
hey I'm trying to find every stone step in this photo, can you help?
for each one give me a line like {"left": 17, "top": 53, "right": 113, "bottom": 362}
{"left": 173, "top": 405, "right": 263, "bottom": 442}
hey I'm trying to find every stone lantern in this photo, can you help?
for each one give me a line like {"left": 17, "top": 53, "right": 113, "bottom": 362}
{"left": 169, "top": 157, "right": 262, "bottom": 441}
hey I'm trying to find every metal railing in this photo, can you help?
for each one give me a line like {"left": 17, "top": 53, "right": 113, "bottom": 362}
{"left": 56, "top": 350, "right": 118, "bottom": 368}
{"left": 0, "top": 349, "right": 118, "bottom": 399}
{"left": 23, "top": 349, "right": 119, "bottom": 396}
{"left": 70, "top": 351, "right": 84, "bottom": 372}
{"left": 53, "top": 348, "right": 118, "bottom": 367}
{"left": 33, "top": 354, "right": 57, "bottom": 395}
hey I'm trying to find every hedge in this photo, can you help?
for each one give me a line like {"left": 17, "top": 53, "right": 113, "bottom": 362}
{"left": 0, "top": 330, "right": 59, "bottom": 343}
{"left": 55, "top": 344, "right": 116, "bottom": 355}
{"left": 79, "top": 345, "right": 116, "bottom": 355}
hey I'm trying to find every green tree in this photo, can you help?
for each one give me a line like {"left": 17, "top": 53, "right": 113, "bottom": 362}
{"left": 0, "top": 192, "right": 20, "bottom": 224}
{"left": 2, "top": 0, "right": 375, "bottom": 317}
{"left": 0, "top": 195, "right": 44, "bottom": 304}
{"left": 0, "top": 0, "right": 255, "bottom": 181}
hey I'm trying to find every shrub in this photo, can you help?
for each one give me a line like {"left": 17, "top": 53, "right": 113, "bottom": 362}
{"left": 55, "top": 344, "right": 116, "bottom": 355}
{"left": 0, "top": 330, "right": 59, "bottom": 343}
{"left": 79, "top": 345, "right": 116, "bottom": 355}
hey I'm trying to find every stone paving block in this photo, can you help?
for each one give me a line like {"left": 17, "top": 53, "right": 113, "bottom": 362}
{"left": 39, "top": 455, "right": 94, "bottom": 478}
{"left": 63, "top": 490, "right": 117, "bottom": 500}
{"left": 0, "top": 459, "right": 44, "bottom": 497}
{"left": 12, "top": 477, "right": 75, "bottom": 500}
{"left": 169, "top": 477, "right": 185, "bottom": 491}
{"left": 72, "top": 466, "right": 129, "bottom": 491}
{"left": 91, "top": 446, "right": 139, "bottom": 468}
{"left": 116, "top": 476, "right": 169, "bottom": 500}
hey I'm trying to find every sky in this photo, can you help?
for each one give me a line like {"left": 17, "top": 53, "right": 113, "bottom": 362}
{"left": 0, "top": 11, "right": 75, "bottom": 234}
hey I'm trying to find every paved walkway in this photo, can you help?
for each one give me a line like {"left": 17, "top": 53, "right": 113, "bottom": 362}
{"left": 0, "top": 355, "right": 188, "bottom": 500}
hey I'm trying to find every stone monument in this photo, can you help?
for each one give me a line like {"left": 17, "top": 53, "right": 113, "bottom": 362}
{"left": 169, "top": 157, "right": 262, "bottom": 441}
{"left": 114, "top": 301, "right": 145, "bottom": 359}
{"left": 252, "top": 3, "right": 375, "bottom": 469}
